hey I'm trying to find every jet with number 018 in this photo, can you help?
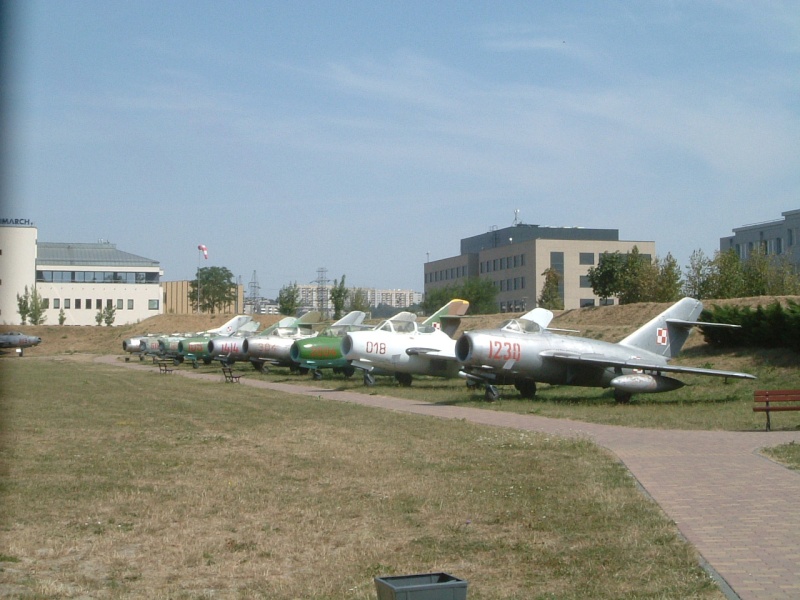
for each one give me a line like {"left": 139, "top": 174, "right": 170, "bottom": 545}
{"left": 0, "top": 332, "right": 42, "bottom": 356}
{"left": 342, "top": 299, "right": 470, "bottom": 387}
{"left": 455, "top": 297, "right": 756, "bottom": 403}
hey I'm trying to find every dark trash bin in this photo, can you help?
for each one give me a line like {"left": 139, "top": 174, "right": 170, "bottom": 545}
{"left": 374, "top": 572, "right": 468, "bottom": 600}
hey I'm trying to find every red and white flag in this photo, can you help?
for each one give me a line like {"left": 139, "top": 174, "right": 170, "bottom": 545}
{"left": 198, "top": 244, "right": 208, "bottom": 259}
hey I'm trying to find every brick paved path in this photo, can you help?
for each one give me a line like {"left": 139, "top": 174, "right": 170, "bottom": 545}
{"left": 103, "top": 357, "right": 800, "bottom": 600}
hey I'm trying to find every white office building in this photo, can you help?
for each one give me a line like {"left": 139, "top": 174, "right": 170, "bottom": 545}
{"left": 0, "top": 222, "right": 163, "bottom": 326}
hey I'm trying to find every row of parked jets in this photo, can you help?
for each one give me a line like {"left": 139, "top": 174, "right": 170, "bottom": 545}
{"left": 123, "top": 298, "right": 755, "bottom": 402}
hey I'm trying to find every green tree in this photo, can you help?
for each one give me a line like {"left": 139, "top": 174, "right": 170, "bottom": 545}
{"left": 329, "top": 275, "right": 349, "bottom": 320}
{"left": 103, "top": 305, "right": 116, "bottom": 326}
{"left": 422, "top": 277, "right": 497, "bottom": 315}
{"left": 742, "top": 247, "right": 771, "bottom": 297}
{"left": 587, "top": 251, "right": 626, "bottom": 302}
{"left": 58, "top": 308, "right": 67, "bottom": 325}
{"left": 460, "top": 277, "right": 498, "bottom": 314}
{"left": 537, "top": 268, "right": 563, "bottom": 310}
{"left": 764, "top": 255, "right": 800, "bottom": 295}
{"left": 277, "top": 282, "right": 300, "bottom": 316}
{"left": 348, "top": 288, "right": 370, "bottom": 313}
{"left": 27, "top": 287, "right": 47, "bottom": 325}
{"left": 652, "top": 253, "right": 683, "bottom": 302}
{"left": 189, "top": 266, "right": 237, "bottom": 315}
{"left": 16, "top": 286, "right": 31, "bottom": 325}
{"left": 708, "top": 249, "right": 745, "bottom": 299}
{"left": 683, "top": 249, "right": 713, "bottom": 299}
{"left": 618, "top": 246, "right": 656, "bottom": 305}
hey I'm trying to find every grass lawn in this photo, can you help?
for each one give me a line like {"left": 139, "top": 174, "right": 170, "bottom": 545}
{"left": 0, "top": 358, "right": 723, "bottom": 599}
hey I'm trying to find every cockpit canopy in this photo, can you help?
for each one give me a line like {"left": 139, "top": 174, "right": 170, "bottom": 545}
{"left": 499, "top": 318, "right": 543, "bottom": 334}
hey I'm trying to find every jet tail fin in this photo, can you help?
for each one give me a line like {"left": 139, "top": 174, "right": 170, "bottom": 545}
{"left": 206, "top": 315, "right": 253, "bottom": 336}
{"left": 332, "top": 311, "right": 366, "bottom": 327}
{"left": 422, "top": 299, "right": 470, "bottom": 339}
{"left": 618, "top": 298, "right": 704, "bottom": 358}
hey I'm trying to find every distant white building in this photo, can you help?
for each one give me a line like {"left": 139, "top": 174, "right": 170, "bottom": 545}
{"left": 0, "top": 222, "right": 163, "bottom": 326}
{"left": 720, "top": 209, "right": 800, "bottom": 269}
{"left": 292, "top": 283, "right": 422, "bottom": 314}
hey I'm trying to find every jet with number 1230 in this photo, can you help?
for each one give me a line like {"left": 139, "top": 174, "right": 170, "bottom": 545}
{"left": 455, "top": 297, "right": 755, "bottom": 402}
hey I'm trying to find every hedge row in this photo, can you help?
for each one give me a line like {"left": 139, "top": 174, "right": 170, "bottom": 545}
{"left": 699, "top": 300, "right": 800, "bottom": 351}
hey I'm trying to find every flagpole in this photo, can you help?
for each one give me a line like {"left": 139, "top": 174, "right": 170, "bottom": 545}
{"left": 197, "top": 248, "right": 201, "bottom": 314}
{"left": 196, "top": 244, "right": 208, "bottom": 314}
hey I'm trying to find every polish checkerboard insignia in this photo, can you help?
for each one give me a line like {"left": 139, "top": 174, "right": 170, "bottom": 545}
{"left": 656, "top": 327, "right": 668, "bottom": 345}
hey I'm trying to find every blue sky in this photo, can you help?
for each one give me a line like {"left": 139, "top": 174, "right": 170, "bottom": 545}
{"left": 6, "top": 1, "right": 800, "bottom": 297}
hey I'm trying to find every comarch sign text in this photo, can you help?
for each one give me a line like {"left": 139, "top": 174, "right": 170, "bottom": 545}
{"left": 0, "top": 218, "right": 34, "bottom": 226}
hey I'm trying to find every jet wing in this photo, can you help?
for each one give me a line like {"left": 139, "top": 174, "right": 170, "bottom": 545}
{"left": 539, "top": 350, "right": 756, "bottom": 380}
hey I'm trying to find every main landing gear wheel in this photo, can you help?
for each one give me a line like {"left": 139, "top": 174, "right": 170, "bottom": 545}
{"left": 613, "top": 390, "right": 632, "bottom": 404}
{"left": 514, "top": 380, "right": 537, "bottom": 399}
{"left": 485, "top": 385, "right": 500, "bottom": 402}
{"left": 395, "top": 373, "right": 413, "bottom": 387}
{"left": 363, "top": 372, "right": 376, "bottom": 387}
{"left": 312, "top": 369, "right": 323, "bottom": 381}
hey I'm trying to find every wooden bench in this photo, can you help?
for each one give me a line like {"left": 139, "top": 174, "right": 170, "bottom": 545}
{"left": 222, "top": 366, "right": 242, "bottom": 383}
{"left": 157, "top": 361, "right": 174, "bottom": 374}
{"left": 753, "top": 389, "right": 800, "bottom": 431}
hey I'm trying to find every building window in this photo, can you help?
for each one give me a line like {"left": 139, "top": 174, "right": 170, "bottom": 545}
{"left": 128, "top": 299, "right": 134, "bottom": 310}
{"left": 64, "top": 298, "right": 70, "bottom": 309}
{"left": 579, "top": 252, "right": 595, "bottom": 265}
{"left": 149, "top": 299, "right": 159, "bottom": 310}
{"left": 96, "top": 299, "right": 102, "bottom": 310}
{"left": 75, "top": 299, "right": 81, "bottom": 309}
{"left": 580, "top": 275, "right": 592, "bottom": 288}
{"left": 581, "top": 298, "right": 596, "bottom": 307}
{"left": 53, "top": 298, "right": 60, "bottom": 309}
{"left": 86, "top": 299, "right": 92, "bottom": 309}
{"left": 116, "top": 299, "right": 123, "bottom": 310}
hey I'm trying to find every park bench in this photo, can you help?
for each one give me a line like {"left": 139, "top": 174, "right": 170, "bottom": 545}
{"left": 157, "top": 360, "right": 174, "bottom": 374}
{"left": 222, "top": 366, "right": 242, "bottom": 383}
{"left": 753, "top": 389, "right": 800, "bottom": 431}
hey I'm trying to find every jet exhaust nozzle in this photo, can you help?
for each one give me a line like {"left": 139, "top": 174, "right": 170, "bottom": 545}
{"left": 341, "top": 335, "right": 353, "bottom": 358}
{"left": 455, "top": 334, "right": 473, "bottom": 362}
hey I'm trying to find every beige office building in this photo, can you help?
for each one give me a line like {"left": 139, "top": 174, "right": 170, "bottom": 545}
{"left": 424, "top": 224, "right": 656, "bottom": 311}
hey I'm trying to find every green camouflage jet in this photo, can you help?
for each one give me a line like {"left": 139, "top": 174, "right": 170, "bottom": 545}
{"left": 289, "top": 310, "right": 374, "bottom": 379}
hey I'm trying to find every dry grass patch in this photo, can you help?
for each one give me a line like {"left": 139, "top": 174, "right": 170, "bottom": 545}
{"left": 0, "top": 360, "right": 722, "bottom": 599}
{"left": 762, "top": 441, "right": 800, "bottom": 470}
